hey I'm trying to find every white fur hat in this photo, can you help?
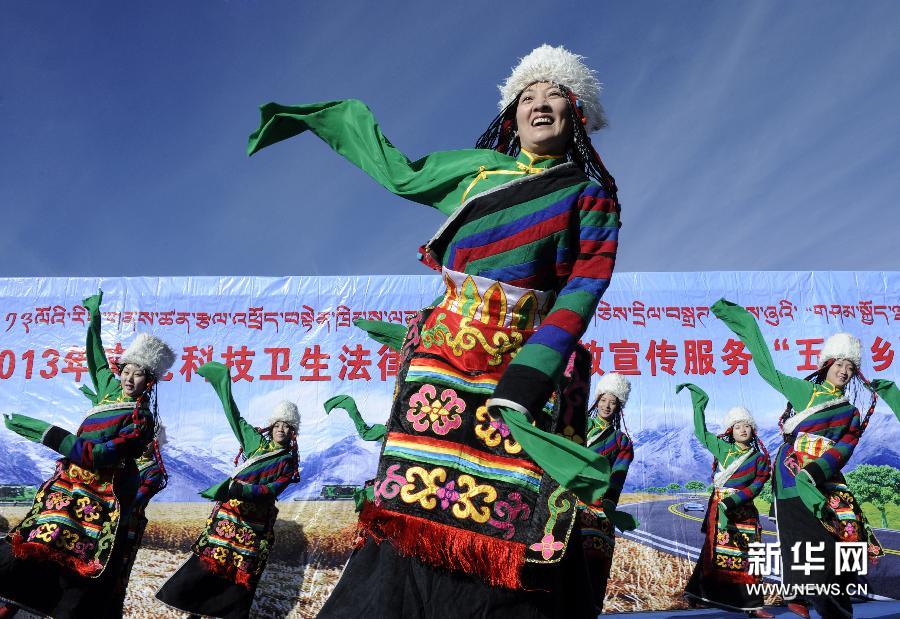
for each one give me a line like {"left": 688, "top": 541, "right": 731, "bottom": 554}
{"left": 268, "top": 400, "right": 300, "bottom": 430}
{"left": 723, "top": 406, "right": 755, "bottom": 431}
{"left": 499, "top": 44, "right": 607, "bottom": 133}
{"left": 594, "top": 372, "right": 630, "bottom": 406}
{"left": 120, "top": 333, "right": 176, "bottom": 378}
{"left": 818, "top": 332, "right": 861, "bottom": 369}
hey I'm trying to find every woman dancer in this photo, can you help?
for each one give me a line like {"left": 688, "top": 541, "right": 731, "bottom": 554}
{"left": 0, "top": 290, "right": 175, "bottom": 618}
{"left": 248, "top": 44, "right": 620, "bottom": 617}
{"left": 156, "top": 361, "right": 300, "bottom": 619}
{"left": 712, "top": 299, "right": 899, "bottom": 619}
{"left": 678, "top": 383, "right": 772, "bottom": 618}
{"left": 581, "top": 373, "right": 636, "bottom": 613}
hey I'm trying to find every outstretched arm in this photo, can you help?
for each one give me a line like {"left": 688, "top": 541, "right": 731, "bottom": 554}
{"left": 4, "top": 411, "right": 154, "bottom": 469}
{"left": 248, "top": 99, "right": 509, "bottom": 216}
{"left": 870, "top": 379, "right": 900, "bottom": 421}
{"left": 489, "top": 184, "right": 620, "bottom": 416}
{"left": 83, "top": 291, "right": 121, "bottom": 404}
{"left": 711, "top": 299, "right": 813, "bottom": 411}
{"left": 324, "top": 394, "right": 386, "bottom": 442}
{"left": 197, "top": 362, "right": 263, "bottom": 455}
{"left": 676, "top": 382, "right": 730, "bottom": 462}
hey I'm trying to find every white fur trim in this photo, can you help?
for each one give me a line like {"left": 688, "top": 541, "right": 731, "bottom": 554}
{"left": 723, "top": 406, "right": 756, "bottom": 431}
{"left": 594, "top": 372, "right": 630, "bottom": 406}
{"left": 268, "top": 400, "right": 300, "bottom": 429}
{"left": 818, "top": 332, "right": 861, "bottom": 368}
{"left": 499, "top": 44, "right": 607, "bottom": 133}
{"left": 120, "top": 333, "right": 176, "bottom": 378}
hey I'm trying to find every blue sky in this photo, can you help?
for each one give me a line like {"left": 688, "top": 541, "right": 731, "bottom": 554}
{"left": 2, "top": 1, "right": 898, "bottom": 277}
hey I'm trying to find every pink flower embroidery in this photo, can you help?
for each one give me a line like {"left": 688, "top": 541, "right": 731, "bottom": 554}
{"left": 529, "top": 533, "right": 565, "bottom": 560}
{"left": 435, "top": 481, "right": 460, "bottom": 510}
{"left": 215, "top": 519, "right": 237, "bottom": 539}
{"left": 406, "top": 384, "right": 464, "bottom": 435}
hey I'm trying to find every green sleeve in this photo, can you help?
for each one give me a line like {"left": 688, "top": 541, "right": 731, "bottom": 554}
{"left": 676, "top": 383, "right": 730, "bottom": 462}
{"left": 499, "top": 407, "right": 609, "bottom": 505}
{"left": 324, "top": 394, "right": 386, "bottom": 442}
{"left": 247, "top": 99, "right": 509, "bottom": 215}
{"left": 870, "top": 379, "right": 900, "bottom": 421}
{"left": 82, "top": 291, "right": 121, "bottom": 403}
{"left": 711, "top": 299, "right": 813, "bottom": 411}
{"left": 197, "top": 362, "right": 263, "bottom": 454}
{"left": 354, "top": 319, "right": 407, "bottom": 352}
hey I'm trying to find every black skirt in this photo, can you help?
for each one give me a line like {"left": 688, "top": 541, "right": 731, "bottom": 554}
{"left": 155, "top": 554, "right": 255, "bottom": 619}
{"left": 684, "top": 555, "right": 764, "bottom": 612}
{"left": 0, "top": 532, "right": 130, "bottom": 619}
{"left": 318, "top": 530, "right": 594, "bottom": 619}
{"left": 775, "top": 496, "right": 854, "bottom": 619}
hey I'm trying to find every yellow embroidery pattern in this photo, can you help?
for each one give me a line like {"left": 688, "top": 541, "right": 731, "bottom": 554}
{"left": 474, "top": 405, "right": 522, "bottom": 454}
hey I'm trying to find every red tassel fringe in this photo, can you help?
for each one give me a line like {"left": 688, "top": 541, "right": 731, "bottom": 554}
{"left": 9, "top": 531, "right": 104, "bottom": 578}
{"left": 197, "top": 553, "right": 254, "bottom": 590}
{"left": 358, "top": 503, "right": 525, "bottom": 590}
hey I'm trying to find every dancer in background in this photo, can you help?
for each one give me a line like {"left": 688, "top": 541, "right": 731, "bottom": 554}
{"left": 248, "top": 44, "right": 620, "bottom": 618}
{"left": 0, "top": 290, "right": 175, "bottom": 618}
{"left": 155, "top": 362, "right": 300, "bottom": 619}
{"left": 678, "top": 383, "right": 772, "bottom": 618}
{"left": 580, "top": 373, "right": 636, "bottom": 613}
{"left": 712, "top": 299, "right": 899, "bottom": 619}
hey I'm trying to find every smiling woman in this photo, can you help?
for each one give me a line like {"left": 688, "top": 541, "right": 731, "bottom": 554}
{"left": 515, "top": 82, "right": 571, "bottom": 156}
{"left": 247, "top": 44, "right": 620, "bottom": 618}
{"left": 0, "top": 290, "right": 175, "bottom": 619}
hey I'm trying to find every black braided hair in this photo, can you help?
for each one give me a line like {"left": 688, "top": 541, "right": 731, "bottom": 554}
{"left": 475, "top": 84, "right": 618, "bottom": 202}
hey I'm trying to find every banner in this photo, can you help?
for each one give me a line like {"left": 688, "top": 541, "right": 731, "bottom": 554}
{"left": 0, "top": 273, "right": 897, "bottom": 616}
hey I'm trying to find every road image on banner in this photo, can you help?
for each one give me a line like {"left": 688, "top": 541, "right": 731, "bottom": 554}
{"left": 0, "top": 272, "right": 898, "bottom": 616}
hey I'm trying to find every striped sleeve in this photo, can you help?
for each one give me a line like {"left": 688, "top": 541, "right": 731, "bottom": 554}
{"left": 491, "top": 184, "right": 619, "bottom": 415}
{"left": 45, "top": 412, "right": 155, "bottom": 469}
{"left": 233, "top": 455, "right": 297, "bottom": 500}
{"left": 605, "top": 434, "right": 633, "bottom": 507}
{"left": 722, "top": 452, "right": 770, "bottom": 510}
{"left": 804, "top": 409, "right": 861, "bottom": 484}
{"left": 135, "top": 454, "right": 166, "bottom": 507}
